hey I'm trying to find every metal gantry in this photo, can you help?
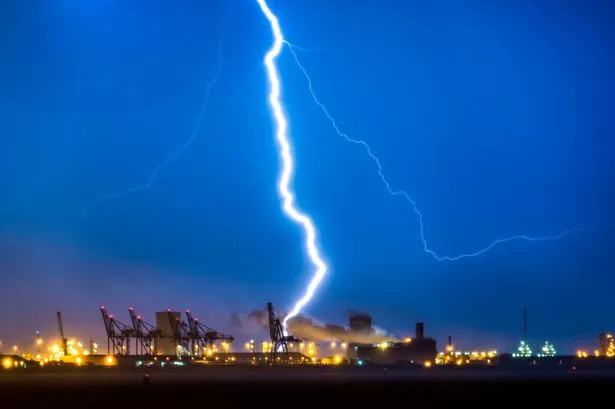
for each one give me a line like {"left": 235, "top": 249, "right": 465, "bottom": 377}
{"left": 99, "top": 305, "right": 235, "bottom": 357}
{"left": 100, "top": 306, "right": 133, "bottom": 355}
{"left": 128, "top": 307, "right": 162, "bottom": 356}
{"left": 185, "top": 310, "right": 234, "bottom": 356}
{"left": 167, "top": 310, "right": 190, "bottom": 356}
{"left": 267, "top": 302, "right": 300, "bottom": 363}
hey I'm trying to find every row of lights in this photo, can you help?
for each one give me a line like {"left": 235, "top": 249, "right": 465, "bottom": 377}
{"left": 435, "top": 343, "right": 497, "bottom": 366}
{"left": 2, "top": 358, "right": 26, "bottom": 369}
{"left": 242, "top": 340, "right": 350, "bottom": 357}
{"left": 575, "top": 349, "right": 615, "bottom": 358}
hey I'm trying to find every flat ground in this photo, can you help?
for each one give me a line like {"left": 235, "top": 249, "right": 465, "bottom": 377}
{"left": 1, "top": 366, "right": 613, "bottom": 407}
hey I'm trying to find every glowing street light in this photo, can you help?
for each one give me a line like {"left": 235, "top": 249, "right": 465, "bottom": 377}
{"left": 2, "top": 358, "right": 12, "bottom": 369}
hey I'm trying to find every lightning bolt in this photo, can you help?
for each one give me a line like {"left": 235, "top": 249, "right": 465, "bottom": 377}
{"left": 284, "top": 44, "right": 582, "bottom": 262}
{"left": 82, "top": 23, "right": 226, "bottom": 213}
{"left": 256, "top": 0, "right": 327, "bottom": 331}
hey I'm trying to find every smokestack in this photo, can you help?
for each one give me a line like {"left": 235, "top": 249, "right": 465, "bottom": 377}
{"left": 448, "top": 336, "right": 452, "bottom": 347}
{"left": 416, "top": 322, "right": 424, "bottom": 341}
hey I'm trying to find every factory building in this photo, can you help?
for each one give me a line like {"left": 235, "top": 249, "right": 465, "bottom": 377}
{"left": 345, "top": 312, "right": 374, "bottom": 362}
{"left": 351, "top": 321, "right": 437, "bottom": 365}
{"left": 156, "top": 311, "right": 179, "bottom": 355}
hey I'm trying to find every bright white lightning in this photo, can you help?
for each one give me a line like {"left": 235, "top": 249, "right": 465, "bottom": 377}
{"left": 285, "top": 44, "right": 582, "bottom": 262}
{"left": 256, "top": 0, "right": 327, "bottom": 331}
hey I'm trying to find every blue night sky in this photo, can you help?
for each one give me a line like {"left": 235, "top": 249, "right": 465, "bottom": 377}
{"left": 0, "top": 0, "right": 613, "bottom": 353}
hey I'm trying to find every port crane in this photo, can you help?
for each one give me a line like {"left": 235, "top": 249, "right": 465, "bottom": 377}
{"left": 100, "top": 306, "right": 133, "bottom": 355}
{"left": 56, "top": 310, "right": 68, "bottom": 356}
{"left": 167, "top": 310, "right": 191, "bottom": 356}
{"left": 128, "top": 307, "right": 162, "bottom": 356}
{"left": 185, "top": 310, "right": 234, "bottom": 356}
{"left": 267, "top": 302, "right": 300, "bottom": 363}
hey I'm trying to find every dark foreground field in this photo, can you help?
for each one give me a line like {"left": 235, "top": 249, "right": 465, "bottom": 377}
{"left": 2, "top": 366, "right": 614, "bottom": 407}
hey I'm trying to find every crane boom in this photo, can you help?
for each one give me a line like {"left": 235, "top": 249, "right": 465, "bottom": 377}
{"left": 56, "top": 310, "right": 68, "bottom": 356}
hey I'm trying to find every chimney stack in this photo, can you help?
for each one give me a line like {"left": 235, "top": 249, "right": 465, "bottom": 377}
{"left": 416, "top": 322, "right": 424, "bottom": 340}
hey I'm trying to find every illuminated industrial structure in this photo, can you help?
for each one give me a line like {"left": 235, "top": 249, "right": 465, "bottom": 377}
{"left": 150, "top": 310, "right": 234, "bottom": 357}
{"left": 4, "top": 307, "right": 615, "bottom": 372}
{"left": 267, "top": 302, "right": 301, "bottom": 362}
{"left": 167, "top": 310, "right": 191, "bottom": 356}
{"left": 185, "top": 310, "right": 234, "bottom": 356}
{"left": 56, "top": 310, "right": 68, "bottom": 356}
{"left": 584, "top": 333, "right": 615, "bottom": 358}
{"left": 98, "top": 306, "right": 235, "bottom": 357}
{"left": 599, "top": 333, "right": 614, "bottom": 357}
{"left": 128, "top": 307, "right": 161, "bottom": 356}
{"left": 513, "top": 341, "right": 532, "bottom": 358}
{"left": 100, "top": 306, "right": 133, "bottom": 355}
{"left": 352, "top": 322, "right": 437, "bottom": 365}
{"left": 436, "top": 350, "right": 497, "bottom": 366}
{"left": 154, "top": 310, "right": 179, "bottom": 355}
{"left": 6, "top": 303, "right": 615, "bottom": 371}
{"left": 538, "top": 341, "right": 556, "bottom": 357}
{"left": 35, "top": 330, "right": 42, "bottom": 355}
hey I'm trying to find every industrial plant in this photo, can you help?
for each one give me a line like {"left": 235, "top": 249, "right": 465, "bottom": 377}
{"left": 1, "top": 304, "right": 615, "bottom": 373}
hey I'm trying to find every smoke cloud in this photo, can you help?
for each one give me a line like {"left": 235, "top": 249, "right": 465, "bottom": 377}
{"left": 243, "top": 306, "right": 400, "bottom": 344}
{"left": 247, "top": 308, "right": 268, "bottom": 328}
{"left": 229, "top": 313, "right": 242, "bottom": 328}
{"left": 286, "top": 315, "right": 399, "bottom": 344}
